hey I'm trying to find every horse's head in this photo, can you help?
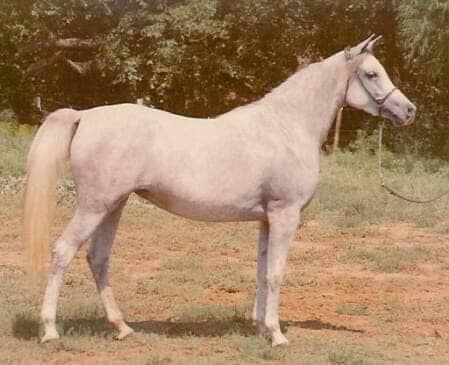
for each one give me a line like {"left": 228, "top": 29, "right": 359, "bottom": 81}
{"left": 344, "top": 35, "right": 416, "bottom": 126}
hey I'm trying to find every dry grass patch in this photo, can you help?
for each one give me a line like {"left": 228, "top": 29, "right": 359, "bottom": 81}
{"left": 336, "top": 304, "right": 369, "bottom": 316}
{"left": 338, "top": 241, "right": 430, "bottom": 273}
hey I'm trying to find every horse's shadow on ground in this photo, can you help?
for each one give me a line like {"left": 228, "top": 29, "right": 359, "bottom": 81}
{"left": 129, "top": 319, "right": 364, "bottom": 338}
{"left": 12, "top": 313, "right": 363, "bottom": 340}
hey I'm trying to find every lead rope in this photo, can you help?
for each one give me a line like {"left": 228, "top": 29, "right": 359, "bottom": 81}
{"left": 378, "top": 123, "right": 449, "bottom": 204}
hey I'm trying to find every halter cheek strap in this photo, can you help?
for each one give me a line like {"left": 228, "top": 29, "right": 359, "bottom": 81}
{"left": 343, "top": 46, "right": 398, "bottom": 116}
{"left": 356, "top": 72, "right": 397, "bottom": 116}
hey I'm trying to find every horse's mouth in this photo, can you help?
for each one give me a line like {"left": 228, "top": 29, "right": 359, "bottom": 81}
{"left": 389, "top": 113, "right": 403, "bottom": 127}
{"left": 403, "top": 115, "right": 415, "bottom": 126}
{"left": 384, "top": 109, "right": 414, "bottom": 127}
{"left": 394, "top": 115, "right": 414, "bottom": 127}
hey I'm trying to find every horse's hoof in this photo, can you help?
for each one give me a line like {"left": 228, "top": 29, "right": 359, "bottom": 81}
{"left": 40, "top": 332, "right": 60, "bottom": 343}
{"left": 271, "top": 334, "right": 289, "bottom": 347}
{"left": 114, "top": 326, "right": 134, "bottom": 340}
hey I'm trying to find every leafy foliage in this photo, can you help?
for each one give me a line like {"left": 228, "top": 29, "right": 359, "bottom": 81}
{"left": 99, "top": 0, "right": 310, "bottom": 116}
{"left": 396, "top": 0, "right": 449, "bottom": 157}
{"left": 399, "top": 0, "right": 449, "bottom": 85}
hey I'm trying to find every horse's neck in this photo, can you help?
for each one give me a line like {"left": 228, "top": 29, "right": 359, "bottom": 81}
{"left": 262, "top": 52, "right": 348, "bottom": 148}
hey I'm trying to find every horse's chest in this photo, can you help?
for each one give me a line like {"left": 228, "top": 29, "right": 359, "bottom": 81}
{"left": 267, "top": 164, "right": 319, "bottom": 207}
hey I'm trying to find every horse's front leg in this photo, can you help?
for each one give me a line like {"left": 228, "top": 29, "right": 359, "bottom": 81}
{"left": 261, "top": 204, "right": 300, "bottom": 346}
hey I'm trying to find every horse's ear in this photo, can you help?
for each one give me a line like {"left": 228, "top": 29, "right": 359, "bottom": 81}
{"left": 364, "top": 35, "right": 383, "bottom": 53}
{"left": 346, "top": 34, "right": 376, "bottom": 58}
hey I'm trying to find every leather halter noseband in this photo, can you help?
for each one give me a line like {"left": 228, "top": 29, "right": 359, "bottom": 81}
{"left": 343, "top": 46, "right": 398, "bottom": 116}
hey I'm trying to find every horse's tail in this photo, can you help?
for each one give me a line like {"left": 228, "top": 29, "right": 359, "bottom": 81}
{"left": 24, "top": 108, "right": 80, "bottom": 278}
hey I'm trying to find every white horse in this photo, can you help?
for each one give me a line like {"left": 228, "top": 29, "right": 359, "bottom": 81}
{"left": 24, "top": 35, "right": 415, "bottom": 346}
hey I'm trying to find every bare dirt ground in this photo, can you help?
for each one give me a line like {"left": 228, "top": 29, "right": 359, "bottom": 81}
{"left": 1, "top": 197, "right": 449, "bottom": 364}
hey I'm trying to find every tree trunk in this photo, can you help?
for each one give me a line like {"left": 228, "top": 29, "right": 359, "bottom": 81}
{"left": 332, "top": 106, "right": 343, "bottom": 152}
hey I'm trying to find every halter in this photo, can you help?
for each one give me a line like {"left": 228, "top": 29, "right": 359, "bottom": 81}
{"left": 343, "top": 46, "right": 397, "bottom": 116}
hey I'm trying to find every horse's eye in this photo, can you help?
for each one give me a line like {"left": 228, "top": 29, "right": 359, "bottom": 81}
{"left": 366, "top": 71, "right": 377, "bottom": 80}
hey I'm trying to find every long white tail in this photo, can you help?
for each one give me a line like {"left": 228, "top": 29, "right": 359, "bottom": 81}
{"left": 24, "top": 108, "right": 80, "bottom": 277}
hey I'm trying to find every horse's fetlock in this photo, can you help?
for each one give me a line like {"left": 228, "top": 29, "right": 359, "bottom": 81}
{"left": 40, "top": 313, "right": 54, "bottom": 326}
{"left": 108, "top": 317, "right": 125, "bottom": 329}
{"left": 263, "top": 318, "right": 280, "bottom": 333}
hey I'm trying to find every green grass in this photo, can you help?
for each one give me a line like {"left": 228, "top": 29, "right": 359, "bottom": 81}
{"left": 327, "top": 347, "right": 366, "bottom": 365}
{"left": 284, "top": 269, "right": 318, "bottom": 288}
{"left": 0, "top": 116, "right": 36, "bottom": 177}
{"left": 162, "top": 256, "right": 202, "bottom": 271}
{"left": 174, "top": 303, "right": 250, "bottom": 323}
{"left": 305, "top": 146, "right": 449, "bottom": 229}
{"left": 338, "top": 242, "right": 429, "bottom": 272}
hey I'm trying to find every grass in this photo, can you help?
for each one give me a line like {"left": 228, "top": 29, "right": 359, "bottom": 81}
{"left": 338, "top": 242, "right": 430, "bottom": 272}
{"left": 336, "top": 304, "right": 369, "bottom": 316}
{"left": 162, "top": 256, "right": 203, "bottom": 271}
{"left": 327, "top": 347, "right": 368, "bottom": 365}
{"left": 284, "top": 271, "right": 318, "bottom": 288}
{"left": 174, "top": 303, "right": 250, "bottom": 322}
{"left": 0, "top": 115, "right": 36, "bottom": 177}
{"left": 306, "top": 146, "right": 449, "bottom": 230}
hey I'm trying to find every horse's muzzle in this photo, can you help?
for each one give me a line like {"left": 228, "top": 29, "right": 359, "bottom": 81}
{"left": 403, "top": 103, "right": 416, "bottom": 126}
{"left": 387, "top": 102, "right": 416, "bottom": 127}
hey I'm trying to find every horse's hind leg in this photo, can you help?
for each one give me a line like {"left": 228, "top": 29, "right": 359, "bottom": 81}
{"left": 86, "top": 200, "right": 133, "bottom": 340}
{"left": 41, "top": 209, "right": 108, "bottom": 342}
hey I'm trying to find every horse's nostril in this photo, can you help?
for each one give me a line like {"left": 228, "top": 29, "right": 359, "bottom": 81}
{"left": 407, "top": 105, "right": 416, "bottom": 117}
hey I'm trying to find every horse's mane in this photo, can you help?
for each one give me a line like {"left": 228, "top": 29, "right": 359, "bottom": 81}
{"left": 296, "top": 62, "right": 310, "bottom": 72}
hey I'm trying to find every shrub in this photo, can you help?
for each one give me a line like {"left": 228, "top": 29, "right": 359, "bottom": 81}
{"left": 0, "top": 112, "right": 36, "bottom": 177}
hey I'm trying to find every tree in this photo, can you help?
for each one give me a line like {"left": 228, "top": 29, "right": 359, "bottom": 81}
{"left": 98, "top": 0, "right": 311, "bottom": 116}
{"left": 398, "top": 0, "right": 449, "bottom": 156}
{"left": 399, "top": 0, "right": 449, "bottom": 85}
{"left": 0, "top": 0, "right": 39, "bottom": 122}
{"left": 0, "top": 0, "right": 311, "bottom": 120}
